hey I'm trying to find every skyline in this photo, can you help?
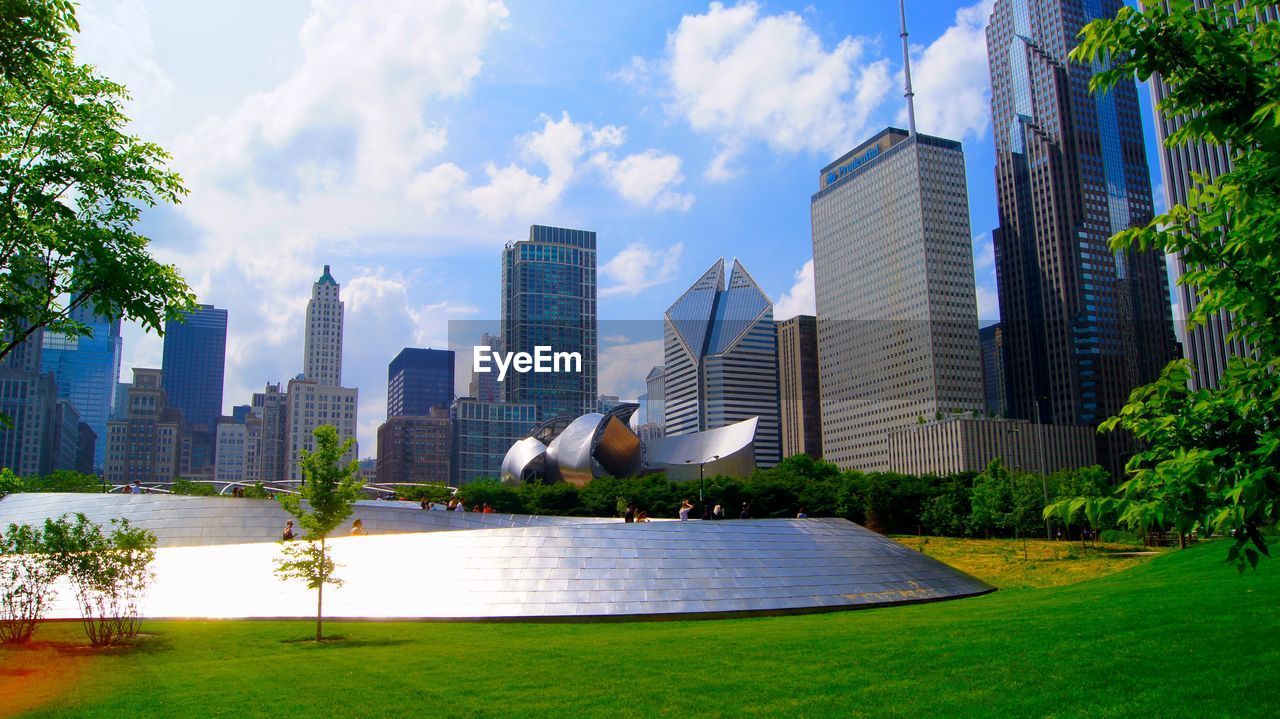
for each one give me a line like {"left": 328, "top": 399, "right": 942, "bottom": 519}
{"left": 69, "top": 0, "right": 1175, "bottom": 455}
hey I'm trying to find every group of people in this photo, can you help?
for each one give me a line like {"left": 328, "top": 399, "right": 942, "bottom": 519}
{"left": 420, "top": 497, "right": 494, "bottom": 513}
{"left": 623, "top": 500, "right": 810, "bottom": 522}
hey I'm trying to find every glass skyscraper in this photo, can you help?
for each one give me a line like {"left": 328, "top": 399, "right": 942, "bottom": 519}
{"left": 664, "top": 258, "right": 781, "bottom": 468}
{"left": 500, "top": 225, "right": 597, "bottom": 421}
{"left": 810, "top": 128, "right": 984, "bottom": 471}
{"left": 988, "top": 0, "right": 1177, "bottom": 474}
{"left": 41, "top": 305, "right": 123, "bottom": 472}
{"left": 387, "top": 347, "right": 455, "bottom": 417}
{"left": 161, "top": 303, "right": 228, "bottom": 430}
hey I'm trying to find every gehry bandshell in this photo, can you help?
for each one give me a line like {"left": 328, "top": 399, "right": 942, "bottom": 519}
{"left": 501, "top": 405, "right": 758, "bottom": 487}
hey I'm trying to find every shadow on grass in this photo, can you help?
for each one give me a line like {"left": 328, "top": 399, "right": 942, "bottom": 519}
{"left": 1, "top": 632, "right": 173, "bottom": 657}
{"left": 279, "top": 635, "right": 412, "bottom": 649}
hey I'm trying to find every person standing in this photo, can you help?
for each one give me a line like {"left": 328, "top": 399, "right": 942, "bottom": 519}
{"left": 713, "top": 504, "right": 724, "bottom": 520}
{"left": 740, "top": 502, "right": 752, "bottom": 520}
{"left": 679, "top": 499, "right": 694, "bottom": 522}
{"left": 624, "top": 502, "right": 636, "bottom": 523}
{"left": 282, "top": 520, "right": 296, "bottom": 541}
{"left": 350, "top": 518, "right": 365, "bottom": 535}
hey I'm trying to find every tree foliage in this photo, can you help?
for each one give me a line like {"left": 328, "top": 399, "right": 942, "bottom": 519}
{"left": 275, "top": 425, "right": 361, "bottom": 642}
{"left": 22, "top": 469, "right": 100, "bottom": 493}
{"left": 169, "top": 478, "right": 215, "bottom": 497}
{"left": 42, "top": 512, "right": 155, "bottom": 646}
{"left": 0, "top": 0, "right": 194, "bottom": 364}
{"left": 1055, "top": 0, "right": 1280, "bottom": 570}
{"left": 0, "top": 521, "right": 59, "bottom": 643}
{"left": 0, "top": 467, "right": 21, "bottom": 496}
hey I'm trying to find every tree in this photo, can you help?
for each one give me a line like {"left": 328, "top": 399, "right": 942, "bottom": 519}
{"left": 24, "top": 469, "right": 100, "bottom": 493}
{"left": 0, "top": 522, "right": 59, "bottom": 643}
{"left": 1055, "top": 0, "right": 1280, "bottom": 570}
{"left": 0, "top": 468, "right": 21, "bottom": 496}
{"left": 43, "top": 513, "right": 156, "bottom": 646}
{"left": 1, "top": 0, "right": 194, "bottom": 366}
{"left": 169, "top": 479, "right": 215, "bottom": 496}
{"left": 274, "top": 425, "right": 361, "bottom": 642}
{"left": 968, "top": 459, "right": 1014, "bottom": 538}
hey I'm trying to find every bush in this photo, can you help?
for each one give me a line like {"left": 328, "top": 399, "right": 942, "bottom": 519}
{"left": 242, "top": 482, "right": 271, "bottom": 499}
{"left": 387, "top": 484, "right": 454, "bottom": 503}
{"left": 24, "top": 470, "right": 101, "bottom": 493}
{"left": 44, "top": 513, "right": 157, "bottom": 646}
{"left": 1099, "top": 530, "right": 1141, "bottom": 546}
{"left": 170, "top": 479, "right": 215, "bottom": 496}
{"left": 0, "top": 523, "right": 59, "bottom": 644}
{"left": 0, "top": 468, "right": 22, "bottom": 496}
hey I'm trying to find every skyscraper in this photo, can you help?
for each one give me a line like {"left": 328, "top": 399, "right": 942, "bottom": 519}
{"left": 387, "top": 348, "right": 454, "bottom": 417}
{"left": 980, "top": 323, "right": 1007, "bottom": 417}
{"left": 377, "top": 407, "right": 451, "bottom": 485}
{"left": 811, "top": 127, "right": 984, "bottom": 471}
{"left": 105, "top": 368, "right": 185, "bottom": 486}
{"left": 664, "top": 259, "right": 781, "bottom": 468}
{"left": 451, "top": 398, "right": 538, "bottom": 485}
{"left": 776, "top": 315, "right": 822, "bottom": 459}
{"left": 988, "top": 0, "right": 1178, "bottom": 472}
{"left": 303, "top": 265, "right": 344, "bottom": 387}
{"left": 161, "top": 303, "right": 228, "bottom": 430}
{"left": 468, "top": 332, "right": 502, "bottom": 403}
{"left": 286, "top": 266, "right": 358, "bottom": 482}
{"left": 41, "top": 304, "right": 123, "bottom": 471}
{"left": 0, "top": 330, "right": 59, "bottom": 477}
{"left": 500, "top": 225, "right": 597, "bottom": 421}
{"left": 1148, "top": 2, "right": 1278, "bottom": 389}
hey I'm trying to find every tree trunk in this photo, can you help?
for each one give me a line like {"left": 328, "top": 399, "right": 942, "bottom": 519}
{"left": 316, "top": 538, "right": 325, "bottom": 642}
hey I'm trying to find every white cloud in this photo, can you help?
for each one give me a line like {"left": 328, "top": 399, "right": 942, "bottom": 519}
{"left": 664, "top": 2, "right": 893, "bottom": 177}
{"left": 590, "top": 125, "right": 626, "bottom": 149}
{"left": 600, "top": 242, "right": 685, "bottom": 298}
{"left": 599, "top": 339, "right": 664, "bottom": 401}
{"left": 773, "top": 259, "right": 815, "bottom": 320}
{"left": 973, "top": 233, "right": 994, "bottom": 273}
{"left": 976, "top": 284, "right": 1001, "bottom": 323}
{"left": 592, "top": 150, "right": 695, "bottom": 211}
{"left": 75, "top": 0, "right": 174, "bottom": 136}
{"left": 900, "top": 0, "right": 995, "bottom": 141}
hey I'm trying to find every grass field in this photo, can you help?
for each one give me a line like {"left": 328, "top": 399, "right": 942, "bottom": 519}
{"left": 892, "top": 535, "right": 1158, "bottom": 589}
{"left": 2, "top": 540, "right": 1275, "bottom": 718}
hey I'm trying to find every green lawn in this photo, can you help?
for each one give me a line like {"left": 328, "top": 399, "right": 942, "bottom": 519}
{"left": 3, "top": 541, "right": 1276, "bottom": 718}
{"left": 892, "top": 535, "right": 1161, "bottom": 589}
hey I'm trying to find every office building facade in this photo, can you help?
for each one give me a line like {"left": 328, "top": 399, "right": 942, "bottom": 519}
{"left": 387, "top": 348, "right": 454, "bottom": 417}
{"left": 776, "top": 315, "right": 822, "bottom": 459}
{"left": 887, "top": 415, "right": 1097, "bottom": 477}
{"left": 376, "top": 407, "right": 452, "bottom": 485}
{"left": 41, "top": 305, "right": 123, "bottom": 471}
{"left": 988, "top": 0, "right": 1178, "bottom": 473}
{"left": 501, "top": 225, "right": 597, "bottom": 421}
{"left": 980, "top": 323, "right": 1007, "bottom": 417}
{"left": 161, "top": 303, "right": 228, "bottom": 430}
{"left": 811, "top": 128, "right": 985, "bottom": 471}
{"left": 468, "top": 332, "right": 502, "bottom": 403}
{"left": 250, "top": 383, "right": 288, "bottom": 483}
{"left": 0, "top": 330, "right": 59, "bottom": 477}
{"left": 1148, "top": 2, "right": 1277, "bottom": 389}
{"left": 452, "top": 398, "right": 537, "bottom": 485}
{"left": 105, "top": 368, "right": 185, "bottom": 486}
{"left": 664, "top": 259, "right": 781, "bottom": 468}
{"left": 286, "top": 267, "right": 359, "bottom": 482}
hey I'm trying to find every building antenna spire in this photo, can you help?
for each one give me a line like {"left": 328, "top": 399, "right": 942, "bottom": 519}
{"left": 899, "top": 0, "right": 917, "bottom": 137}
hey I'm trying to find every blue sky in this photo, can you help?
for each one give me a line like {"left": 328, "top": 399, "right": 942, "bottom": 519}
{"left": 71, "top": 0, "right": 1168, "bottom": 455}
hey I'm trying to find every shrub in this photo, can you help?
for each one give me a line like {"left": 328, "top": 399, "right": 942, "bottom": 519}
{"left": 170, "top": 479, "right": 215, "bottom": 496}
{"left": 0, "top": 468, "right": 22, "bottom": 496}
{"left": 0, "top": 523, "right": 60, "bottom": 644}
{"left": 44, "top": 513, "right": 157, "bottom": 646}
{"left": 24, "top": 470, "right": 100, "bottom": 493}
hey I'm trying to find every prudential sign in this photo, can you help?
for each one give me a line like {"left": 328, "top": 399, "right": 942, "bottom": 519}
{"left": 825, "top": 144, "right": 881, "bottom": 187}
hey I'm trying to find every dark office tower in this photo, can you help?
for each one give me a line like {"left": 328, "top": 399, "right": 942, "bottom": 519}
{"left": 987, "top": 0, "right": 1177, "bottom": 473}
{"left": 161, "top": 303, "right": 228, "bottom": 430}
{"left": 979, "top": 324, "right": 1007, "bottom": 417}
{"left": 387, "top": 348, "right": 455, "bottom": 417}
{"left": 501, "top": 225, "right": 598, "bottom": 421}
{"left": 1149, "top": 2, "right": 1278, "bottom": 390}
{"left": 468, "top": 332, "right": 502, "bottom": 403}
{"left": 776, "top": 315, "right": 822, "bottom": 459}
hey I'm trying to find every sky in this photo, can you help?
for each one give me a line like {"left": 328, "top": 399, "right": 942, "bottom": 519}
{"left": 69, "top": 0, "right": 1171, "bottom": 457}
